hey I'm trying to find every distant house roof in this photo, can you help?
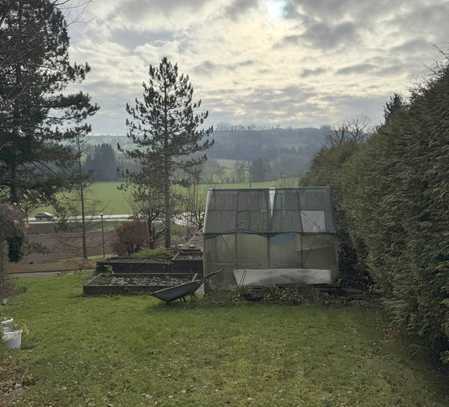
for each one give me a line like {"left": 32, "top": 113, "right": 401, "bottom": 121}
{"left": 203, "top": 187, "right": 336, "bottom": 235}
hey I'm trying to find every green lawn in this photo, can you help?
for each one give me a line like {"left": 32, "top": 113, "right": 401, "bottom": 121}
{"left": 1, "top": 275, "right": 448, "bottom": 406}
{"left": 37, "top": 178, "right": 300, "bottom": 216}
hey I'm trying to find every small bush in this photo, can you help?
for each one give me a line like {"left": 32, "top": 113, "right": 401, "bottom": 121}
{"left": 112, "top": 221, "right": 147, "bottom": 256}
{"left": 262, "top": 287, "right": 318, "bottom": 304}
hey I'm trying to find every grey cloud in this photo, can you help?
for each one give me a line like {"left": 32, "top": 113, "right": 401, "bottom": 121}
{"left": 274, "top": 34, "right": 301, "bottom": 48}
{"left": 112, "top": 0, "right": 212, "bottom": 21}
{"left": 388, "top": 2, "right": 449, "bottom": 44}
{"left": 301, "top": 68, "right": 327, "bottom": 78}
{"left": 336, "top": 60, "right": 409, "bottom": 77}
{"left": 376, "top": 65, "right": 406, "bottom": 77}
{"left": 284, "top": 0, "right": 403, "bottom": 24}
{"left": 251, "top": 85, "right": 316, "bottom": 100}
{"left": 110, "top": 28, "right": 175, "bottom": 49}
{"left": 301, "top": 21, "right": 359, "bottom": 49}
{"left": 224, "top": 0, "right": 259, "bottom": 20}
{"left": 81, "top": 80, "right": 141, "bottom": 134}
{"left": 364, "top": 55, "right": 408, "bottom": 72}
{"left": 274, "top": 21, "right": 360, "bottom": 50}
{"left": 202, "top": 83, "right": 330, "bottom": 126}
{"left": 204, "top": 85, "right": 319, "bottom": 119}
{"left": 301, "top": 67, "right": 327, "bottom": 78}
{"left": 321, "top": 93, "right": 390, "bottom": 122}
{"left": 280, "top": 0, "right": 442, "bottom": 53}
{"left": 336, "top": 64, "right": 376, "bottom": 75}
{"left": 282, "top": 1, "right": 299, "bottom": 19}
{"left": 240, "top": 85, "right": 317, "bottom": 114}
{"left": 391, "top": 38, "right": 434, "bottom": 54}
{"left": 194, "top": 61, "right": 219, "bottom": 76}
{"left": 237, "top": 60, "right": 256, "bottom": 68}
{"left": 193, "top": 59, "right": 256, "bottom": 76}
{"left": 72, "top": 0, "right": 449, "bottom": 133}
{"left": 283, "top": 0, "right": 355, "bottom": 20}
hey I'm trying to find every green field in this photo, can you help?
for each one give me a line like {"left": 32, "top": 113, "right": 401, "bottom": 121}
{"left": 40, "top": 179, "right": 300, "bottom": 215}
{"left": 1, "top": 275, "right": 448, "bottom": 406}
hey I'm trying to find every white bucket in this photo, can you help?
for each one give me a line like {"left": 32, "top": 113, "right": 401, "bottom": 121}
{"left": 2, "top": 330, "right": 22, "bottom": 349}
{"left": 1, "top": 319, "right": 14, "bottom": 334}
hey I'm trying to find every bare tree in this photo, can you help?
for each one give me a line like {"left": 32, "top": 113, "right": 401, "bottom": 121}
{"left": 127, "top": 185, "right": 165, "bottom": 250}
{"left": 327, "top": 116, "right": 370, "bottom": 147}
{"left": 184, "top": 166, "right": 206, "bottom": 233}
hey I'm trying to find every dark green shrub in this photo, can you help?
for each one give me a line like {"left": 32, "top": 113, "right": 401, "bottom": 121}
{"left": 303, "top": 58, "right": 449, "bottom": 365}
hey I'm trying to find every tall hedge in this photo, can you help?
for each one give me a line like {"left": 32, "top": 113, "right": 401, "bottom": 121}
{"left": 303, "top": 60, "right": 449, "bottom": 364}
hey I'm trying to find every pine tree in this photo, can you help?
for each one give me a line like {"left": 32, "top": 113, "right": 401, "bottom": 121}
{"left": 123, "top": 57, "right": 213, "bottom": 248}
{"left": 0, "top": 0, "right": 98, "bottom": 208}
{"left": 384, "top": 93, "right": 404, "bottom": 123}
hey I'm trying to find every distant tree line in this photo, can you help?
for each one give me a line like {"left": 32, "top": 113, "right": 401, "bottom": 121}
{"left": 302, "top": 56, "right": 449, "bottom": 366}
{"left": 84, "top": 144, "right": 119, "bottom": 182}
{"left": 208, "top": 128, "right": 326, "bottom": 176}
{"left": 208, "top": 128, "right": 327, "bottom": 161}
{"left": 83, "top": 131, "right": 322, "bottom": 184}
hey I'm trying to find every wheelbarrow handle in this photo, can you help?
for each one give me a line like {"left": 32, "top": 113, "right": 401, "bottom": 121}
{"left": 203, "top": 268, "right": 224, "bottom": 280}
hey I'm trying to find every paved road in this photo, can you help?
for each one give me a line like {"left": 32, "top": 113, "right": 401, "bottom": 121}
{"left": 29, "top": 213, "right": 191, "bottom": 225}
{"left": 29, "top": 214, "right": 133, "bottom": 224}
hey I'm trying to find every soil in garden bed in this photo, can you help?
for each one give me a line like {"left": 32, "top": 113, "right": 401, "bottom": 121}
{"left": 83, "top": 273, "right": 193, "bottom": 296}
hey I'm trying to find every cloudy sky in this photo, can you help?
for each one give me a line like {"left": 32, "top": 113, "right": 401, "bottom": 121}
{"left": 66, "top": 0, "right": 449, "bottom": 134}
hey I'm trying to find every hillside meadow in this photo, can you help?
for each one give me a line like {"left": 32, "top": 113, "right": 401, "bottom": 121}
{"left": 35, "top": 179, "right": 300, "bottom": 216}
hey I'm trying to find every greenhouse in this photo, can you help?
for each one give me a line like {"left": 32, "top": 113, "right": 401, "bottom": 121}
{"left": 203, "top": 187, "right": 338, "bottom": 290}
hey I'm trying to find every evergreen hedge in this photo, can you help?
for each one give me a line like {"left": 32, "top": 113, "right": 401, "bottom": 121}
{"left": 303, "top": 58, "right": 449, "bottom": 364}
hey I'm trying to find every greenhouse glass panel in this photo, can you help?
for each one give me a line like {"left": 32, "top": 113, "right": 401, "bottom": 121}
{"left": 270, "top": 233, "right": 298, "bottom": 267}
{"left": 300, "top": 210, "right": 326, "bottom": 233}
{"left": 215, "top": 235, "right": 236, "bottom": 263}
{"left": 236, "top": 234, "right": 268, "bottom": 268}
{"left": 301, "top": 234, "right": 338, "bottom": 272}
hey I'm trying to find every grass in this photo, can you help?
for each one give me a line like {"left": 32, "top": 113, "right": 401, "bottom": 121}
{"left": 8, "top": 257, "right": 98, "bottom": 274}
{"left": 35, "top": 178, "right": 300, "bottom": 216}
{"left": 1, "top": 274, "right": 448, "bottom": 406}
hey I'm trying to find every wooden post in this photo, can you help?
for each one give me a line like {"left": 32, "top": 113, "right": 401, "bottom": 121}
{"left": 297, "top": 190, "right": 304, "bottom": 268}
{"left": 0, "top": 238, "right": 8, "bottom": 299}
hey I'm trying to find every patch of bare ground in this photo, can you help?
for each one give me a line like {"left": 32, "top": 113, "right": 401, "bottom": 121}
{"left": 0, "top": 354, "right": 34, "bottom": 407}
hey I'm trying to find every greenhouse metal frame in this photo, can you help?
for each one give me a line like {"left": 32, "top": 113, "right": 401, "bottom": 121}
{"left": 203, "top": 187, "right": 338, "bottom": 290}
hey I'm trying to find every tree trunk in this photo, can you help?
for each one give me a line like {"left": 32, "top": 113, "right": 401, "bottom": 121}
{"left": 163, "top": 82, "right": 171, "bottom": 249}
{"left": 163, "top": 169, "right": 171, "bottom": 248}
{"left": 77, "top": 135, "right": 87, "bottom": 259}
{"left": 0, "top": 238, "right": 8, "bottom": 298}
{"left": 79, "top": 180, "right": 87, "bottom": 259}
{"left": 9, "top": 3, "right": 23, "bottom": 205}
{"left": 9, "top": 164, "right": 18, "bottom": 203}
{"left": 147, "top": 218, "right": 155, "bottom": 249}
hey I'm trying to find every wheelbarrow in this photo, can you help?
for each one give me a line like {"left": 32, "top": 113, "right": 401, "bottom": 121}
{"left": 150, "top": 270, "right": 221, "bottom": 303}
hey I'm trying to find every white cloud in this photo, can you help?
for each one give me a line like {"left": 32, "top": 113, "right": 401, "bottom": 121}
{"left": 65, "top": 0, "right": 447, "bottom": 134}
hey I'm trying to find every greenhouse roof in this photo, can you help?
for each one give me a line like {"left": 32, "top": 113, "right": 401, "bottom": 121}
{"left": 203, "top": 187, "right": 336, "bottom": 235}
